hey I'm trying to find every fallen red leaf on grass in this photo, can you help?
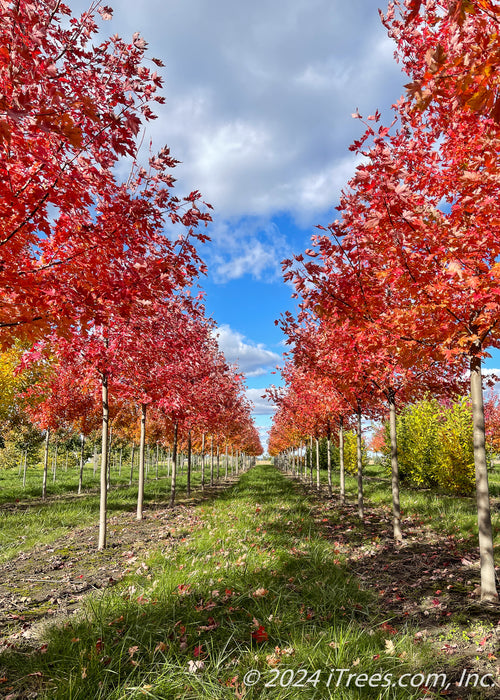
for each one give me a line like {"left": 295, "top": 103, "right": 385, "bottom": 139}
{"left": 251, "top": 625, "right": 268, "bottom": 643}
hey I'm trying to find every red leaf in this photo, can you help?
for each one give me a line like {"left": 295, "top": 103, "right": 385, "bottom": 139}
{"left": 251, "top": 625, "right": 268, "bottom": 643}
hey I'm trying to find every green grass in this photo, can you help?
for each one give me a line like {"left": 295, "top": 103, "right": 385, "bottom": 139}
{"left": 0, "top": 459, "right": 217, "bottom": 563}
{"left": 1, "top": 465, "right": 449, "bottom": 699}
{"left": 300, "top": 461, "right": 500, "bottom": 553}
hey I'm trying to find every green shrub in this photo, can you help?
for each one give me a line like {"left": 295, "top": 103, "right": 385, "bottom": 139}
{"left": 435, "top": 397, "right": 475, "bottom": 495}
{"left": 381, "top": 396, "right": 477, "bottom": 496}
{"left": 343, "top": 429, "right": 369, "bottom": 475}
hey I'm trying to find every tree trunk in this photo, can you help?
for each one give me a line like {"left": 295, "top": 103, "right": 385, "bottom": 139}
{"left": 98, "top": 373, "right": 109, "bottom": 550}
{"left": 388, "top": 389, "right": 402, "bottom": 542}
{"left": 210, "top": 435, "right": 214, "bottom": 486}
{"left": 217, "top": 444, "right": 220, "bottom": 480}
{"left": 327, "top": 426, "right": 332, "bottom": 497}
{"left": 169, "top": 421, "right": 178, "bottom": 507}
{"left": 225, "top": 443, "right": 229, "bottom": 479}
{"left": 119, "top": 446, "right": 123, "bottom": 477}
{"left": 309, "top": 435, "right": 313, "bottom": 485}
{"left": 470, "top": 354, "right": 498, "bottom": 602}
{"left": 339, "top": 418, "right": 345, "bottom": 504}
{"left": 315, "top": 437, "right": 320, "bottom": 490}
{"left": 155, "top": 443, "right": 159, "bottom": 480}
{"left": 201, "top": 433, "right": 205, "bottom": 490}
{"left": 356, "top": 406, "right": 364, "bottom": 519}
{"left": 187, "top": 430, "right": 192, "bottom": 497}
{"left": 78, "top": 434, "right": 85, "bottom": 495}
{"left": 137, "top": 403, "right": 147, "bottom": 521}
{"left": 42, "top": 429, "right": 50, "bottom": 500}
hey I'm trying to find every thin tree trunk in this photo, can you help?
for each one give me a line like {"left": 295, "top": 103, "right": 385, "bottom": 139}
{"left": 210, "top": 435, "right": 214, "bottom": 486}
{"left": 315, "top": 437, "right": 320, "bottom": 490}
{"left": 201, "top": 433, "right": 205, "bottom": 490}
{"left": 327, "top": 429, "right": 332, "bottom": 498}
{"left": 217, "top": 444, "right": 220, "bottom": 480}
{"left": 137, "top": 403, "right": 147, "bottom": 521}
{"left": 388, "top": 389, "right": 402, "bottom": 542}
{"left": 225, "top": 443, "right": 229, "bottom": 479}
{"left": 339, "top": 417, "right": 345, "bottom": 503}
{"left": 119, "top": 446, "right": 123, "bottom": 477}
{"left": 356, "top": 405, "right": 364, "bottom": 519}
{"left": 470, "top": 354, "right": 498, "bottom": 602}
{"left": 98, "top": 373, "right": 109, "bottom": 550}
{"left": 42, "top": 429, "right": 50, "bottom": 500}
{"left": 309, "top": 435, "right": 313, "bottom": 485}
{"left": 155, "top": 443, "right": 159, "bottom": 480}
{"left": 169, "top": 421, "right": 178, "bottom": 507}
{"left": 93, "top": 442, "right": 97, "bottom": 477}
{"left": 78, "top": 434, "right": 85, "bottom": 495}
{"left": 187, "top": 430, "right": 192, "bottom": 497}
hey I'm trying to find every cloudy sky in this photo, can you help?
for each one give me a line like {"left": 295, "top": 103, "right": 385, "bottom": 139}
{"left": 68, "top": 0, "right": 500, "bottom": 449}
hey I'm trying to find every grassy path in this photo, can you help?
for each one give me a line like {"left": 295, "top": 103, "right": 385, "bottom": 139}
{"left": 0, "top": 464, "right": 494, "bottom": 699}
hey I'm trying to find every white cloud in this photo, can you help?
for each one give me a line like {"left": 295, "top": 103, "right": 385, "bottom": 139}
{"left": 216, "top": 324, "right": 281, "bottom": 376}
{"left": 246, "top": 388, "right": 277, "bottom": 416}
{"left": 70, "top": 0, "right": 406, "bottom": 226}
{"left": 207, "top": 218, "right": 291, "bottom": 282}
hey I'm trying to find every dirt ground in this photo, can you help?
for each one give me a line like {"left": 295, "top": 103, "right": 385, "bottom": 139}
{"left": 1, "top": 473, "right": 500, "bottom": 698}
{"left": 0, "top": 483, "right": 230, "bottom": 650}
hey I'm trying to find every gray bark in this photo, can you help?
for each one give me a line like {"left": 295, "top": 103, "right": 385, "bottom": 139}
{"left": 356, "top": 407, "right": 364, "bottom": 519}
{"left": 169, "top": 421, "right": 178, "bottom": 507}
{"left": 470, "top": 354, "right": 498, "bottom": 602}
{"left": 388, "top": 390, "right": 402, "bottom": 542}
{"left": 78, "top": 434, "right": 85, "bottom": 495}
{"left": 339, "top": 419, "right": 345, "bottom": 504}
{"left": 137, "top": 403, "right": 147, "bottom": 521}
{"left": 98, "top": 373, "right": 109, "bottom": 550}
{"left": 42, "top": 429, "right": 50, "bottom": 500}
{"left": 315, "top": 437, "right": 320, "bottom": 490}
{"left": 187, "top": 430, "right": 192, "bottom": 497}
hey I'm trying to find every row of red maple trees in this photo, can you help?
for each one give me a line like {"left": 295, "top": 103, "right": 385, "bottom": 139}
{"left": 1, "top": 0, "right": 262, "bottom": 548}
{"left": 269, "top": 0, "right": 500, "bottom": 603}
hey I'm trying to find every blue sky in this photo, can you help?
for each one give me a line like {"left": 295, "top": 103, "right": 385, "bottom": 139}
{"left": 69, "top": 0, "right": 500, "bottom": 450}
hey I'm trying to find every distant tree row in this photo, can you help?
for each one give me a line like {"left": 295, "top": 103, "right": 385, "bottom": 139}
{"left": 269, "top": 0, "right": 500, "bottom": 603}
{"left": 0, "top": 0, "right": 262, "bottom": 548}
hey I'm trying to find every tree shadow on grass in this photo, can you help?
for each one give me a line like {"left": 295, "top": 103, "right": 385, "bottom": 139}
{"left": 0, "top": 543, "right": 433, "bottom": 700}
{"left": 0, "top": 465, "right": 487, "bottom": 699}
